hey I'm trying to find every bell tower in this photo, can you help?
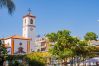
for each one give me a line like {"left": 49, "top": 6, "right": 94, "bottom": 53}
{"left": 22, "top": 9, "right": 36, "bottom": 51}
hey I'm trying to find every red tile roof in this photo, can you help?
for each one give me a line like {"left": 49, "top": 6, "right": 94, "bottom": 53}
{"left": 23, "top": 13, "right": 36, "bottom": 18}
{"left": 0, "top": 35, "right": 31, "bottom": 40}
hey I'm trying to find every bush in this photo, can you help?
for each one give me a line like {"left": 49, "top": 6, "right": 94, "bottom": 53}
{"left": 25, "top": 52, "right": 50, "bottom": 66}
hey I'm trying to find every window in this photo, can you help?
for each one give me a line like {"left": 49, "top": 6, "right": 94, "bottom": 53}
{"left": 41, "top": 42, "right": 45, "bottom": 46}
{"left": 8, "top": 43, "right": 9, "bottom": 46}
{"left": 30, "top": 19, "right": 33, "bottom": 24}
{"left": 25, "top": 19, "right": 26, "bottom": 24}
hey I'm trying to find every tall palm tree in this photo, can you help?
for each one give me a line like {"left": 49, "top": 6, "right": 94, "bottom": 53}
{"left": 0, "top": 0, "right": 15, "bottom": 14}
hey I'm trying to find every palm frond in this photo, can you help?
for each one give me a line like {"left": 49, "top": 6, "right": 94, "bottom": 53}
{"left": 0, "top": 0, "right": 15, "bottom": 14}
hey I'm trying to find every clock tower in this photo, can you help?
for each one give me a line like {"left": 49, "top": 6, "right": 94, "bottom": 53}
{"left": 22, "top": 10, "right": 36, "bottom": 51}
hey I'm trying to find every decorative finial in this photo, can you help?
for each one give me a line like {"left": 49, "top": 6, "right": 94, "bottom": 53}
{"left": 28, "top": 8, "right": 31, "bottom": 14}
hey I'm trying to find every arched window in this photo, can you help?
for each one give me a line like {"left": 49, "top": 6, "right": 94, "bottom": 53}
{"left": 30, "top": 19, "right": 33, "bottom": 24}
{"left": 25, "top": 19, "right": 26, "bottom": 24}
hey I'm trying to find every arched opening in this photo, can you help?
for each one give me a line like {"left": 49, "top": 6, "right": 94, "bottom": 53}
{"left": 30, "top": 19, "right": 33, "bottom": 24}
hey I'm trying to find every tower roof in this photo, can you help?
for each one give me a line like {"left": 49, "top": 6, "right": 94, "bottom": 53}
{"left": 23, "top": 9, "right": 36, "bottom": 18}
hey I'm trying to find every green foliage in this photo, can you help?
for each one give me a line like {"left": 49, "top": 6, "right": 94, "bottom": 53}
{"left": 13, "top": 60, "right": 20, "bottom": 66}
{"left": 46, "top": 30, "right": 97, "bottom": 65}
{"left": 8, "top": 60, "right": 26, "bottom": 66}
{"left": 0, "top": 0, "right": 15, "bottom": 14}
{"left": 0, "top": 40, "right": 7, "bottom": 66}
{"left": 84, "top": 32, "right": 98, "bottom": 41}
{"left": 46, "top": 30, "right": 71, "bottom": 42}
{"left": 7, "top": 55, "right": 24, "bottom": 61}
{"left": 7, "top": 53, "right": 50, "bottom": 66}
{"left": 47, "top": 30, "right": 79, "bottom": 59}
{"left": 46, "top": 32, "right": 57, "bottom": 42}
{"left": 74, "top": 41, "right": 88, "bottom": 56}
{"left": 25, "top": 52, "right": 49, "bottom": 66}
{"left": 7, "top": 55, "right": 27, "bottom": 66}
{"left": 0, "top": 40, "right": 7, "bottom": 56}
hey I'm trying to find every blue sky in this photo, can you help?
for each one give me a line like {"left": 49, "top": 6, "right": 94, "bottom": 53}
{"left": 0, "top": 0, "right": 99, "bottom": 39}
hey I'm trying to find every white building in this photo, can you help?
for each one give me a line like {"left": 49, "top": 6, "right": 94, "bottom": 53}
{"left": 0, "top": 11, "right": 37, "bottom": 55}
{"left": 35, "top": 36, "right": 48, "bottom": 52}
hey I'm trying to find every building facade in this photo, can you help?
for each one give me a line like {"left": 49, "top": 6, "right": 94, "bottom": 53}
{"left": 0, "top": 11, "right": 37, "bottom": 55}
{"left": 22, "top": 12, "right": 36, "bottom": 52}
{"left": 0, "top": 35, "right": 31, "bottom": 55}
{"left": 35, "top": 37, "right": 48, "bottom": 52}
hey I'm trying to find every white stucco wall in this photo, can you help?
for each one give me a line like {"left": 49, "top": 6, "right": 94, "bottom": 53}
{"left": 35, "top": 41, "right": 41, "bottom": 51}
{"left": 4, "top": 39, "right": 12, "bottom": 54}
{"left": 4, "top": 39, "right": 11, "bottom": 47}
{"left": 14, "top": 39, "right": 28, "bottom": 54}
{"left": 22, "top": 16, "right": 36, "bottom": 52}
{"left": 22, "top": 17, "right": 36, "bottom": 41}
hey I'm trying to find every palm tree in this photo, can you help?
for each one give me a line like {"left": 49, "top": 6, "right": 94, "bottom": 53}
{"left": 0, "top": 0, "right": 15, "bottom": 14}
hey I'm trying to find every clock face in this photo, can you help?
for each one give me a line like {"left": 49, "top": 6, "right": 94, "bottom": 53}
{"left": 30, "top": 27, "right": 33, "bottom": 31}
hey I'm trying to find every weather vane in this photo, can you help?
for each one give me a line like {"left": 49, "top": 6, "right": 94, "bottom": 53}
{"left": 28, "top": 8, "right": 31, "bottom": 14}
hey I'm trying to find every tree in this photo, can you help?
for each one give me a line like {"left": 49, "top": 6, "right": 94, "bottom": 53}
{"left": 46, "top": 30, "right": 96, "bottom": 66}
{"left": 0, "top": 0, "right": 15, "bottom": 14}
{"left": 0, "top": 40, "right": 7, "bottom": 66}
{"left": 84, "top": 32, "right": 98, "bottom": 41}
{"left": 46, "top": 30, "right": 80, "bottom": 65}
